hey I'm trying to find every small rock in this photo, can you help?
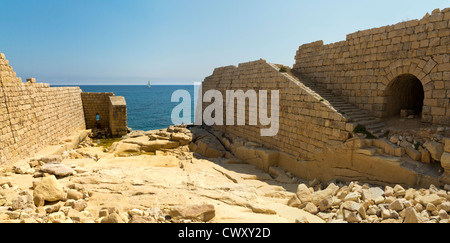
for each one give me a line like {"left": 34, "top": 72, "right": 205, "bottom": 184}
{"left": 393, "top": 185, "right": 406, "bottom": 197}
{"left": 440, "top": 202, "right": 450, "bottom": 212}
{"left": 389, "top": 135, "right": 400, "bottom": 144}
{"left": 439, "top": 210, "right": 449, "bottom": 220}
{"left": 129, "top": 215, "right": 156, "bottom": 223}
{"left": 295, "top": 216, "right": 309, "bottom": 223}
{"left": 45, "top": 204, "right": 61, "bottom": 214}
{"left": 101, "top": 213, "right": 125, "bottom": 223}
{"left": 99, "top": 209, "right": 109, "bottom": 217}
{"left": 384, "top": 186, "right": 394, "bottom": 197}
{"left": 67, "top": 190, "right": 84, "bottom": 200}
{"left": 128, "top": 208, "right": 144, "bottom": 216}
{"left": 426, "top": 203, "right": 437, "bottom": 212}
{"left": 344, "top": 210, "right": 362, "bottom": 223}
{"left": 303, "top": 202, "right": 318, "bottom": 214}
{"left": 318, "top": 197, "right": 333, "bottom": 212}
{"left": 404, "top": 207, "right": 422, "bottom": 223}
{"left": 33, "top": 194, "right": 45, "bottom": 207}
{"left": 343, "top": 192, "right": 360, "bottom": 202}
{"left": 11, "top": 196, "right": 30, "bottom": 211}
{"left": 13, "top": 161, "right": 34, "bottom": 175}
{"left": 312, "top": 183, "right": 339, "bottom": 205}
{"left": 72, "top": 200, "right": 88, "bottom": 212}
{"left": 389, "top": 199, "right": 405, "bottom": 211}
{"left": 296, "top": 184, "right": 312, "bottom": 203}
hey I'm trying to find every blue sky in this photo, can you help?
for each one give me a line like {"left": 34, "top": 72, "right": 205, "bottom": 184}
{"left": 0, "top": 0, "right": 448, "bottom": 85}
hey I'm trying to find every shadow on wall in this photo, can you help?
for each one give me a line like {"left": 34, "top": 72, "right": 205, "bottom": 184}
{"left": 385, "top": 74, "right": 425, "bottom": 118}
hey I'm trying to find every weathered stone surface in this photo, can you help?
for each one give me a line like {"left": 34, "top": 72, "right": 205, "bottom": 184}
{"left": 109, "top": 142, "right": 141, "bottom": 154}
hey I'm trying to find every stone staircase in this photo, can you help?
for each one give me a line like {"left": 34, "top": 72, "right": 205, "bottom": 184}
{"left": 285, "top": 68, "right": 386, "bottom": 138}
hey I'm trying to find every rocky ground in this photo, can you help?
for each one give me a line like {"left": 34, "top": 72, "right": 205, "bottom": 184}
{"left": 0, "top": 125, "right": 449, "bottom": 223}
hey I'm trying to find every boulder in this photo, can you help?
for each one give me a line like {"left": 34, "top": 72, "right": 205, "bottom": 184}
{"left": 441, "top": 152, "right": 450, "bottom": 171}
{"left": 361, "top": 187, "right": 384, "bottom": 201}
{"left": 13, "top": 161, "right": 34, "bottom": 175}
{"left": 423, "top": 141, "right": 444, "bottom": 161}
{"left": 33, "top": 176, "right": 64, "bottom": 202}
{"left": 101, "top": 213, "right": 125, "bottom": 223}
{"left": 296, "top": 184, "right": 313, "bottom": 204}
{"left": 169, "top": 204, "right": 216, "bottom": 222}
{"left": 416, "top": 194, "right": 445, "bottom": 206}
{"left": 312, "top": 183, "right": 339, "bottom": 205}
{"left": 40, "top": 164, "right": 74, "bottom": 177}
{"left": 403, "top": 207, "right": 422, "bottom": 223}
{"left": 389, "top": 199, "right": 405, "bottom": 211}
{"left": 444, "top": 138, "right": 450, "bottom": 153}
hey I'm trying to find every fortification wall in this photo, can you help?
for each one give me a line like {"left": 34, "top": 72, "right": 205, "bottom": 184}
{"left": 81, "top": 93, "right": 128, "bottom": 137}
{"left": 0, "top": 52, "right": 86, "bottom": 164}
{"left": 81, "top": 92, "right": 114, "bottom": 131}
{"left": 201, "top": 59, "right": 351, "bottom": 160}
{"left": 293, "top": 8, "right": 450, "bottom": 125}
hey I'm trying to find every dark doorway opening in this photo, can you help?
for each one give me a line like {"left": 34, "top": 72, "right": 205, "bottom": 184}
{"left": 385, "top": 74, "right": 424, "bottom": 117}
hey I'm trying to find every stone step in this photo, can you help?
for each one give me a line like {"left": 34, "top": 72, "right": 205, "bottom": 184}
{"left": 366, "top": 123, "right": 385, "bottom": 130}
{"left": 356, "top": 119, "right": 382, "bottom": 126}
{"left": 290, "top": 72, "right": 388, "bottom": 139}
{"left": 373, "top": 138, "right": 406, "bottom": 157}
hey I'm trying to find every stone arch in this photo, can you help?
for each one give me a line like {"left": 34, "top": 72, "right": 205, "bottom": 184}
{"left": 384, "top": 74, "right": 425, "bottom": 117}
{"left": 379, "top": 58, "right": 434, "bottom": 119}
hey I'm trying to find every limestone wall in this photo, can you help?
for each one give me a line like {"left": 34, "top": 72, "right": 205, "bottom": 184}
{"left": 109, "top": 96, "right": 128, "bottom": 137}
{"left": 0, "top": 52, "right": 86, "bottom": 164}
{"left": 81, "top": 92, "right": 114, "bottom": 131}
{"left": 293, "top": 8, "right": 450, "bottom": 125}
{"left": 201, "top": 59, "right": 351, "bottom": 160}
{"left": 81, "top": 93, "right": 128, "bottom": 137}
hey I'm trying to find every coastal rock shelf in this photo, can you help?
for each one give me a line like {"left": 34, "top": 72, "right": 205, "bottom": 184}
{"left": 0, "top": 125, "right": 449, "bottom": 223}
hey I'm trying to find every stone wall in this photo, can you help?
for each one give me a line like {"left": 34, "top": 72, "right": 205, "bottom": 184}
{"left": 201, "top": 59, "right": 351, "bottom": 160}
{"left": 109, "top": 96, "right": 128, "bottom": 137}
{"left": 293, "top": 8, "right": 450, "bottom": 125}
{"left": 81, "top": 93, "right": 128, "bottom": 137}
{"left": 0, "top": 52, "right": 86, "bottom": 165}
{"left": 81, "top": 92, "right": 114, "bottom": 131}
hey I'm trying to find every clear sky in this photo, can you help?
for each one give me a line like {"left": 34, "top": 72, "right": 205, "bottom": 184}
{"left": 0, "top": 0, "right": 448, "bottom": 85}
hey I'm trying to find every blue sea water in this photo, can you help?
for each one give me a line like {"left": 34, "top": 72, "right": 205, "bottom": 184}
{"left": 75, "top": 85, "right": 196, "bottom": 131}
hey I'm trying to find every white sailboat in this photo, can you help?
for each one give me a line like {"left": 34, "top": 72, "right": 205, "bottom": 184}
{"left": 147, "top": 81, "right": 151, "bottom": 88}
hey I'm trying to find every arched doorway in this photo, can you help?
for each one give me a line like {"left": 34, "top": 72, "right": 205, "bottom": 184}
{"left": 385, "top": 74, "right": 424, "bottom": 117}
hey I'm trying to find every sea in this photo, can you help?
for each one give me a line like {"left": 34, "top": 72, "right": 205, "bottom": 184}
{"left": 66, "top": 85, "right": 197, "bottom": 131}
